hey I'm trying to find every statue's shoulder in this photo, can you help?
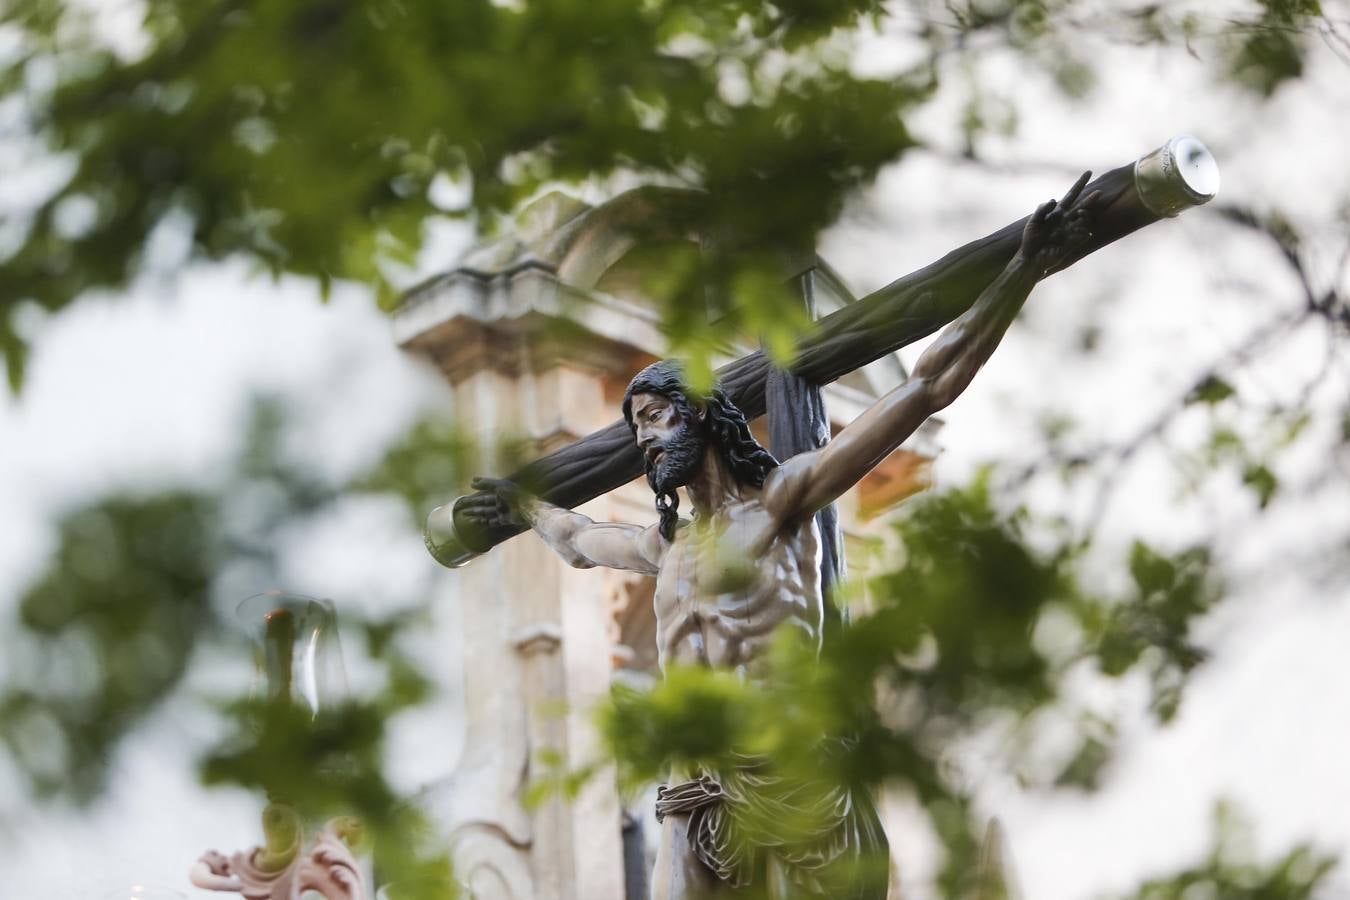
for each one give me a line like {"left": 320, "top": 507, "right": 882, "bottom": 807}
{"left": 758, "top": 452, "right": 816, "bottom": 510}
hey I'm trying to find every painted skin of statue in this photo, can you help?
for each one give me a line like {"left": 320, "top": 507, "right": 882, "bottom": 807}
{"left": 454, "top": 174, "right": 1099, "bottom": 899}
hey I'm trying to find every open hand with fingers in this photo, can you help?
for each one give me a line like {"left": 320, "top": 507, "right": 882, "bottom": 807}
{"left": 1019, "top": 170, "right": 1102, "bottom": 276}
{"left": 453, "top": 476, "right": 533, "bottom": 536}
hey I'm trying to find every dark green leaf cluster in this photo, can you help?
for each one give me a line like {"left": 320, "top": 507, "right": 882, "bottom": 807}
{"left": 0, "top": 0, "right": 924, "bottom": 389}
{"left": 1187, "top": 375, "right": 1237, "bottom": 406}
{"left": 0, "top": 491, "right": 221, "bottom": 800}
{"left": 1093, "top": 542, "right": 1217, "bottom": 722}
{"left": 1, "top": 0, "right": 1337, "bottom": 391}
{"left": 862, "top": 476, "right": 1069, "bottom": 712}
{"left": 1224, "top": 0, "right": 1325, "bottom": 97}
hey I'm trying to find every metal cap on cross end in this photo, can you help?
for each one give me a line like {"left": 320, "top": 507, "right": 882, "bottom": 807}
{"left": 1134, "top": 135, "right": 1220, "bottom": 218}
{"left": 425, "top": 500, "right": 484, "bottom": 569}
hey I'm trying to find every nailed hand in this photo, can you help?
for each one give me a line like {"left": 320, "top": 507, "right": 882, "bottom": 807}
{"left": 1019, "top": 170, "right": 1102, "bottom": 276}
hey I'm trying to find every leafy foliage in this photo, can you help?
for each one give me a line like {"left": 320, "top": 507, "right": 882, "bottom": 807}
{"left": 1093, "top": 542, "right": 1218, "bottom": 722}
{"left": 203, "top": 677, "right": 457, "bottom": 896}
{"left": 0, "top": 0, "right": 923, "bottom": 389}
{"left": 1, "top": 0, "right": 1337, "bottom": 389}
{"left": 1, "top": 1, "right": 1346, "bottom": 895}
{"left": 1118, "top": 804, "right": 1336, "bottom": 900}
{"left": 597, "top": 479, "right": 1227, "bottom": 895}
{"left": 0, "top": 398, "right": 467, "bottom": 884}
{"left": 0, "top": 491, "right": 222, "bottom": 799}
{"left": 1225, "top": 0, "right": 1325, "bottom": 96}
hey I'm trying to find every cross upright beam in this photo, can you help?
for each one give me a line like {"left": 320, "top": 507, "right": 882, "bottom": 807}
{"left": 765, "top": 267, "right": 847, "bottom": 625}
{"left": 427, "top": 137, "right": 1219, "bottom": 567}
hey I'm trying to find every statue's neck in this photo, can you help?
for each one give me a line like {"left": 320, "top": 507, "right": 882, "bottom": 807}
{"left": 686, "top": 445, "right": 752, "bottom": 517}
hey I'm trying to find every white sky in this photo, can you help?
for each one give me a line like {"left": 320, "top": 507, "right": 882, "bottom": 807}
{"left": 2, "top": 5, "right": 1350, "bottom": 899}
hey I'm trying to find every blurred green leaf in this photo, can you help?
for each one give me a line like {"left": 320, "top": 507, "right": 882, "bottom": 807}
{"left": 1224, "top": 0, "right": 1323, "bottom": 97}
{"left": 1187, "top": 375, "right": 1236, "bottom": 406}
{"left": 353, "top": 414, "right": 474, "bottom": 526}
{"left": 0, "top": 0, "right": 925, "bottom": 386}
{"left": 1093, "top": 541, "right": 1219, "bottom": 721}
{"left": 1119, "top": 803, "right": 1335, "bottom": 900}
{"left": 0, "top": 491, "right": 221, "bottom": 799}
{"left": 1053, "top": 733, "right": 1114, "bottom": 792}
{"left": 1242, "top": 462, "right": 1279, "bottom": 509}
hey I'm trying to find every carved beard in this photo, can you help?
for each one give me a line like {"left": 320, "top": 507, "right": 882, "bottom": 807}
{"left": 644, "top": 417, "right": 706, "bottom": 540}
{"left": 644, "top": 418, "right": 706, "bottom": 495}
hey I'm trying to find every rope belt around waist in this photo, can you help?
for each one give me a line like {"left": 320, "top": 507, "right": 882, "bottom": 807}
{"left": 654, "top": 758, "right": 887, "bottom": 897}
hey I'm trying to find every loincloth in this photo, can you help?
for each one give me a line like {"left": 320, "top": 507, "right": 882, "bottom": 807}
{"left": 655, "top": 755, "right": 888, "bottom": 898}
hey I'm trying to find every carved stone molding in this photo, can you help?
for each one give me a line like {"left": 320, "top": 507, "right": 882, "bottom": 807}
{"left": 451, "top": 823, "right": 536, "bottom": 900}
{"left": 511, "top": 623, "right": 563, "bottom": 658}
{"left": 191, "top": 806, "right": 367, "bottom": 900}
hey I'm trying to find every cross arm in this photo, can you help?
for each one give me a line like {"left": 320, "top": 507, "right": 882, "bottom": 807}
{"left": 427, "top": 137, "right": 1218, "bottom": 567}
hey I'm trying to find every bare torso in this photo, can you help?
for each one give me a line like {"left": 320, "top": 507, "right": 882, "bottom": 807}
{"left": 653, "top": 498, "right": 822, "bottom": 674}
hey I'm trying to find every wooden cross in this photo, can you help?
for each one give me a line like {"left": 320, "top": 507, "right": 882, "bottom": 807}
{"left": 764, "top": 268, "right": 848, "bottom": 621}
{"left": 425, "top": 137, "right": 1219, "bottom": 572}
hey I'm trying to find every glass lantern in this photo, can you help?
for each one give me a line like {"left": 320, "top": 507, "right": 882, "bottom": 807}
{"left": 236, "top": 591, "right": 348, "bottom": 715}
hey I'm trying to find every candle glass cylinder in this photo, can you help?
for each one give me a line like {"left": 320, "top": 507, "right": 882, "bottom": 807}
{"left": 236, "top": 592, "right": 349, "bottom": 716}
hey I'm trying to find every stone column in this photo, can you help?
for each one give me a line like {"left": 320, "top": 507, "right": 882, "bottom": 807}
{"left": 398, "top": 269, "right": 628, "bottom": 900}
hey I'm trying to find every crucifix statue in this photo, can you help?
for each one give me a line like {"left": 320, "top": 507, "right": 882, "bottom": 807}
{"left": 423, "top": 139, "right": 1218, "bottom": 899}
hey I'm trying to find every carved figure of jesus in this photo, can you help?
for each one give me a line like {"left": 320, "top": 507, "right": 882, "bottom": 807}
{"left": 453, "top": 173, "right": 1098, "bottom": 899}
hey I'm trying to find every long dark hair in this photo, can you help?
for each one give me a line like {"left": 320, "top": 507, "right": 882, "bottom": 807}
{"left": 622, "top": 361, "right": 778, "bottom": 539}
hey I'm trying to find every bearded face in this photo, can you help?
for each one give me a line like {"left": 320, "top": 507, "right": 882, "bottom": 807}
{"left": 628, "top": 391, "right": 707, "bottom": 495}
{"left": 645, "top": 415, "right": 706, "bottom": 495}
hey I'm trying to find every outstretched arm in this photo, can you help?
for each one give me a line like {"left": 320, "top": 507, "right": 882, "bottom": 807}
{"left": 454, "top": 477, "right": 664, "bottom": 574}
{"left": 765, "top": 172, "right": 1100, "bottom": 525}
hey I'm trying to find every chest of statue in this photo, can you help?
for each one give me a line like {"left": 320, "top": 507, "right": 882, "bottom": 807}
{"left": 652, "top": 507, "right": 823, "bottom": 672}
{"left": 656, "top": 505, "right": 820, "bottom": 612}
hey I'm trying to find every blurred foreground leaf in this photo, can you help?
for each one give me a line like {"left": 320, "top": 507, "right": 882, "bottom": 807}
{"left": 1119, "top": 803, "right": 1336, "bottom": 900}
{"left": 0, "top": 491, "right": 221, "bottom": 800}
